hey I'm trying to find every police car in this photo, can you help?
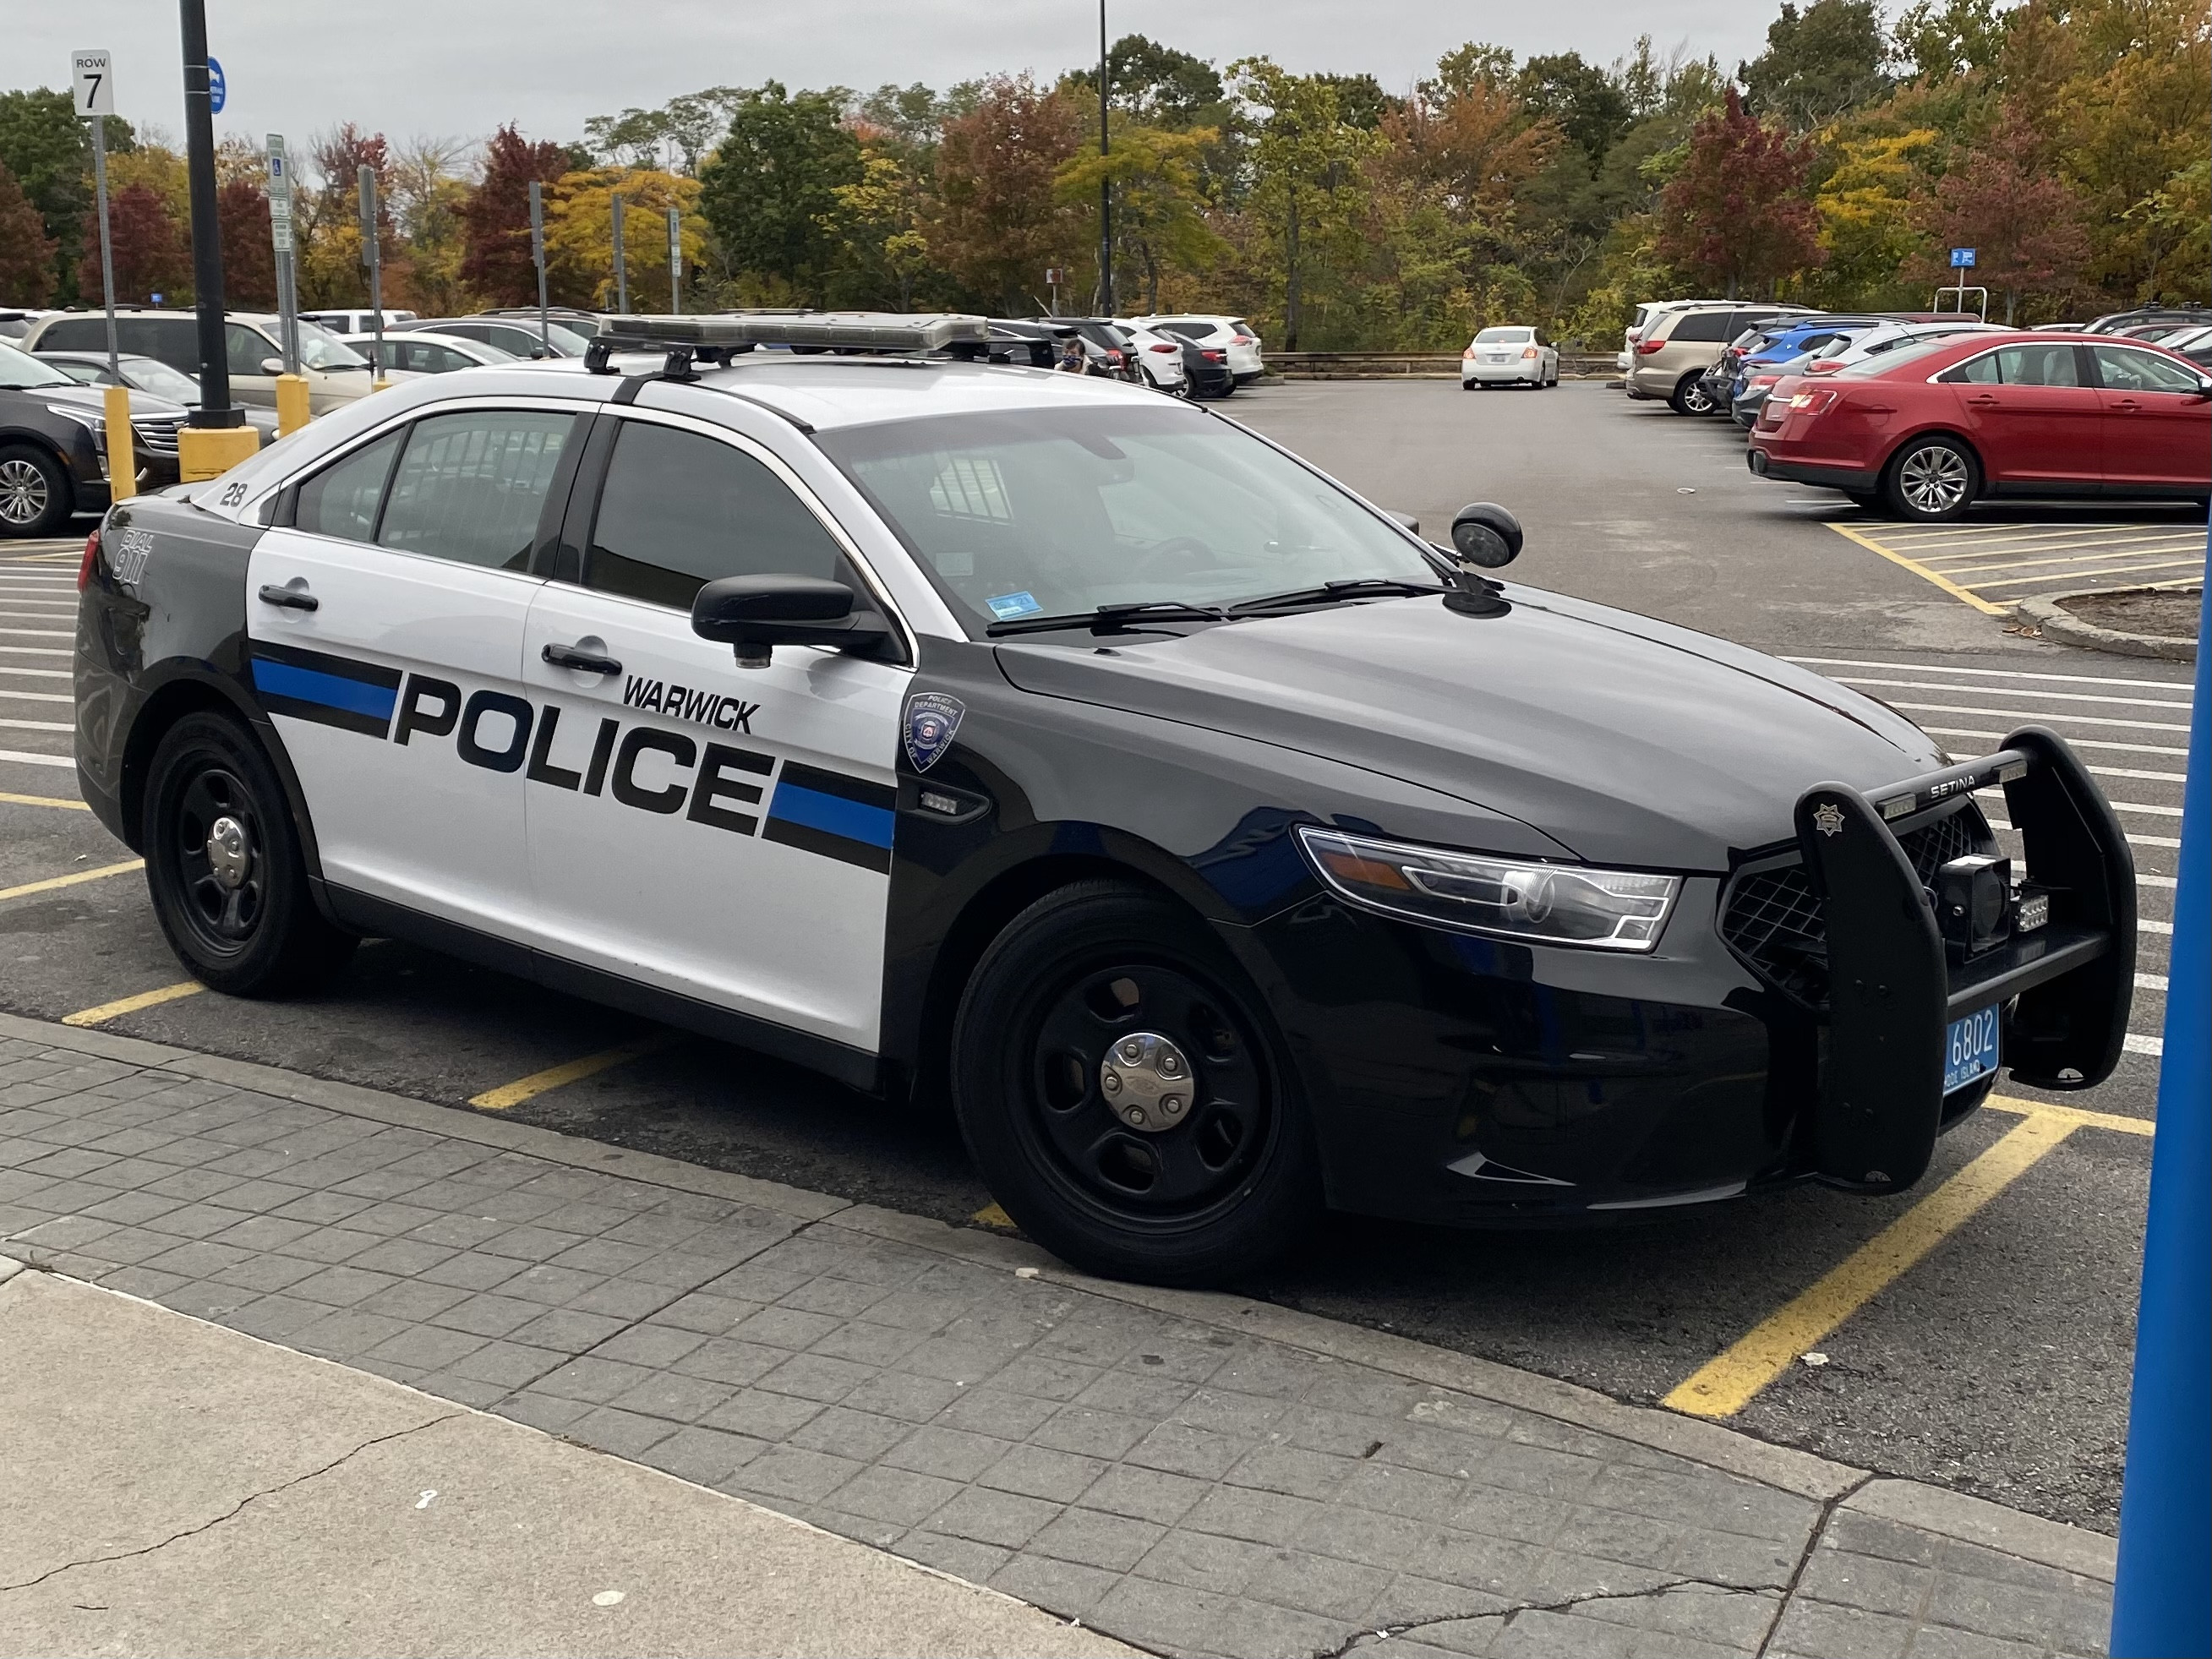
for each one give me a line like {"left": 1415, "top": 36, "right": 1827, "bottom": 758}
{"left": 72, "top": 313, "right": 2138, "bottom": 1285}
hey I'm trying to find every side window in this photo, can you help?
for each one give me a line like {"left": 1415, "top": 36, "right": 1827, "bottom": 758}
{"left": 1669, "top": 311, "right": 1733, "bottom": 343}
{"left": 293, "top": 429, "right": 403, "bottom": 543}
{"left": 2094, "top": 346, "right": 2202, "bottom": 393}
{"left": 425, "top": 344, "right": 468, "bottom": 373}
{"left": 1940, "top": 352, "right": 2003, "bottom": 385}
{"left": 35, "top": 318, "right": 103, "bottom": 352}
{"left": 584, "top": 421, "right": 847, "bottom": 609}
{"left": 119, "top": 319, "right": 197, "bottom": 373}
{"left": 227, "top": 322, "right": 273, "bottom": 379}
{"left": 375, "top": 410, "right": 578, "bottom": 570}
{"left": 1996, "top": 345, "right": 2083, "bottom": 387}
{"left": 439, "top": 324, "right": 485, "bottom": 344}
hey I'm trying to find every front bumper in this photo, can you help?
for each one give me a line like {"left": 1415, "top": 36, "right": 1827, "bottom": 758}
{"left": 1229, "top": 729, "right": 2131, "bottom": 1226}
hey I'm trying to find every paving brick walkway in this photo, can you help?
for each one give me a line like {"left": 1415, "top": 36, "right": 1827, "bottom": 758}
{"left": 0, "top": 1019, "right": 2114, "bottom": 1658}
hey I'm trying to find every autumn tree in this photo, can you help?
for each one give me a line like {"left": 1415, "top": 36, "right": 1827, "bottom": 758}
{"left": 828, "top": 145, "right": 937, "bottom": 309}
{"left": 1916, "top": 110, "right": 2090, "bottom": 319}
{"left": 696, "top": 85, "right": 864, "bottom": 304}
{"left": 0, "top": 162, "right": 57, "bottom": 304}
{"left": 1740, "top": 0, "right": 1894, "bottom": 128}
{"left": 82, "top": 183, "right": 189, "bottom": 304}
{"left": 1655, "top": 89, "right": 1824, "bottom": 294}
{"left": 930, "top": 75, "right": 1083, "bottom": 309}
{"left": 1812, "top": 129, "right": 1936, "bottom": 306}
{"left": 460, "top": 124, "right": 571, "bottom": 305}
{"left": 1057, "top": 125, "right": 1224, "bottom": 312}
{"left": 543, "top": 167, "right": 705, "bottom": 309}
{"left": 216, "top": 178, "right": 279, "bottom": 308}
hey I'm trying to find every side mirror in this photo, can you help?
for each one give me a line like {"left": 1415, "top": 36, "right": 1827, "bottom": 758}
{"left": 529, "top": 347, "right": 549, "bottom": 360}
{"left": 1450, "top": 502, "right": 1523, "bottom": 569}
{"left": 1385, "top": 510, "right": 1421, "bottom": 536}
{"left": 691, "top": 574, "right": 888, "bottom": 669}
{"left": 259, "top": 357, "right": 285, "bottom": 375}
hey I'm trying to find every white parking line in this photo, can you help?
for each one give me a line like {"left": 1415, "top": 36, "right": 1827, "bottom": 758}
{"left": 1815, "top": 676, "right": 2193, "bottom": 711}
{"left": 0, "top": 690, "right": 69, "bottom": 703}
{"left": 0, "top": 718, "right": 72, "bottom": 734}
{"left": 1888, "top": 701, "right": 2190, "bottom": 733}
{"left": 2142, "top": 920, "right": 2174, "bottom": 936}
{"left": 2123, "top": 1034, "right": 2165, "bottom": 1057}
{"left": 0, "top": 629, "right": 71, "bottom": 639}
{"left": 1984, "top": 816, "right": 2178, "bottom": 849}
{"left": 2137, "top": 972, "right": 2168, "bottom": 992}
{"left": 1784, "top": 657, "right": 2189, "bottom": 690}
{"left": 0, "top": 749, "right": 74, "bottom": 769}
{"left": 0, "top": 648, "right": 69, "bottom": 658}
{"left": 1922, "top": 727, "right": 2185, "bottom": 757}
{"left": 0, "top": 667, "right": 68, "bottom": 678}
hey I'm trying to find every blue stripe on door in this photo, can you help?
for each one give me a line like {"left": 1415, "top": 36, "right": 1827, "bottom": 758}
{"left": 250, "top": 658, "right": 401, "bottom": 722}
{"left": 767, "top": 781, "right": 896, "bottom": 849}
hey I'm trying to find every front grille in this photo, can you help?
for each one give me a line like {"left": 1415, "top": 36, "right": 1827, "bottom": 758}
{"left": 1719, "top": 802, "right": 1996, "bottom": 1008}
{"left": 131, "top": 417, "right": 183, "bottom": 456}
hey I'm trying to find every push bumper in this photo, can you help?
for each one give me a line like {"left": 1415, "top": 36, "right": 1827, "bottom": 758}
{"left": 1792, "top": 729, "right": 2134, "bottom": 1192}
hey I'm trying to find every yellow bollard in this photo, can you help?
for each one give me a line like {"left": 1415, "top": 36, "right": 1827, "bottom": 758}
{"left": 274, "top": 374, "right": 312, "bottom": 437}
{"left": 102, "top": 383, "right": 136, "bottom": 501}
{"left": 176, "top": 424, "right": 261, "bottom": 483}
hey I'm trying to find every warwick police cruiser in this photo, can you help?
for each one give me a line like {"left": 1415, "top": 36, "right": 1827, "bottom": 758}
{"left": 71, "top": 312, "right": 2137, "bottom": 1284}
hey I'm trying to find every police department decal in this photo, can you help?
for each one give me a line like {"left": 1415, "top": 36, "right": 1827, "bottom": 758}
{"left": 904, "top": 692, "right": 964, "bottom": 772}
{"left": 1813, "top": 802, "right": 1845, "bottom": 837}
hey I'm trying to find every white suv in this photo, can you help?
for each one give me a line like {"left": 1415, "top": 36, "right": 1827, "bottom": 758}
{"left": 1133, "top": 314, "right": 1264, "bottom": 385}
{"left": 24, "top": 309, "right": 415, "bottom": 414}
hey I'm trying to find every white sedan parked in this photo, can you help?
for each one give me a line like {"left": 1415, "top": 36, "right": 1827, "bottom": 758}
{"left": 337, "top": 331, "right": 521, "bottom": 375}
{"left": 1461, "top": 326, "right": 1559, "bottom": 389}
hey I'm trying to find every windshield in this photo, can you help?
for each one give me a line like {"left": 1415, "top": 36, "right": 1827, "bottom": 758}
{"left": 1833, "top": 336, "right": 1960, "bottom": 377}
{"left": 1475, "top": 327, "right": 1532, "bottom": 343}
{"left": 126, "top": 357, "right": 203, "bottom": 400}
{"left": 0, "top": 340, "right": 74, "bottom": 389}
{"left": 296, "top": 321, "right": 370, "bottom": 370}
{"left": 819, "top": 405, "right": 1440, "bottom": 636}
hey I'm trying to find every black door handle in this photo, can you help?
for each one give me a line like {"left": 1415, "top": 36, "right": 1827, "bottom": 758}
{"left": 542, "top": 641, "right": 621, "bottom": 674}
{"left": 257, "top": 583, "right": 318, "bottom": 612}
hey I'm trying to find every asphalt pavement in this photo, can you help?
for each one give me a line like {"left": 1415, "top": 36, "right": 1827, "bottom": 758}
{"left": 1, "top": 381, "right": 2196, "bottom": 1536}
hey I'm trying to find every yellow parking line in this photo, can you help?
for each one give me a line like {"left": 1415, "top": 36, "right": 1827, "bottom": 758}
{"left": 972, "top": 1203, "right": 1019, "bottom": 1231}
{"left": 1967, "top": 556, "right": 2209, "bottom": 592}
{"left": 63, "top": 980, "right": 205, "bottom": 1027}
{"left": 0, "top": 857, "right": 142, "bottom": 903}
{"left": 468, "top": 1031, "right": 679, "bottom": 1111}
{"left": 1925, "top": 542, "right": 2207, "bottom": 576}
{"left": 1664, "top": 1110, "right": 2080, "bottom": 1417}
{"left": 1985, "top": 1093, "right": 2155, "bottom": 1137}
{"left": 1881, "top": 523, "right": 2171, "bottom": 553}
{"left": 1827, "top": 523, "right": 2007, "bottom": 614}
{"left": 0, "top": 791, "right": 88, "bottom": 810}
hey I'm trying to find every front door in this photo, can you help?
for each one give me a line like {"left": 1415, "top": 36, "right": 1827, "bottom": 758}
{"left": 1942, "top": 342, "right": 2103, "bottom": 486}
{"left": 518, "top": 412, "right": 911, "bottom": 1053}
{"left": 2089, "top": 343, "right": 2212, "bottom": 489}
{"left": 245, "top": 405, "right": 582, "bottom": 935}
{"left": 225, "top": 321, "right": 283, "bottom": 410}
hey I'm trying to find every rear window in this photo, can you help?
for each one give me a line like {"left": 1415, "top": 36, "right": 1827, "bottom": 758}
{"left": 1837, "top": 337, "right": 1965, "bottom": 378}
{"left": 1475, "top": 327, "right": 1533, "bottom": 343}
{"left": 1668, "top": 311, "right": 1735, "bottom": 343}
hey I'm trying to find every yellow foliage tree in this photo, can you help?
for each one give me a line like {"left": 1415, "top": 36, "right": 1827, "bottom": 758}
{"left": 1812, "top": 128, "right": 1936, "bottom": 305}
{"left": 543, "top": 167, "right": 706, "bottom": 311}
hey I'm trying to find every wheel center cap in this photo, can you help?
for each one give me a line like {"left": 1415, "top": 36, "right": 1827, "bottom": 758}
{"left": 1099, "top": 1032, "right": 1193, "bottom": 1134}
{"left": 205, "top": 815, "right": 252, "bottom": 890}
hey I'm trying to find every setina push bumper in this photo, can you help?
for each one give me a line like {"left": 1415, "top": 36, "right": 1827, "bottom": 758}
{"left": 1791, "top": 725, "right": 2134, "bottom": 1193}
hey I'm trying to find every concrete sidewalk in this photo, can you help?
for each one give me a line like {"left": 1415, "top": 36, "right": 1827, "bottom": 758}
{"left": 0, "top": 1257, "right": 1131, "bottom": 1657}
{"left": 0, "top": 1012, "right": 2116, "bottom": 1658}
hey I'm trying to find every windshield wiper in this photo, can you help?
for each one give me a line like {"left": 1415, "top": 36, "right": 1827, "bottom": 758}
{"left": 1228, "top": 577, "right": 1447, "bottom": 614}
{"left": 985, "top": 600, "right": 1232, "bottom": 638}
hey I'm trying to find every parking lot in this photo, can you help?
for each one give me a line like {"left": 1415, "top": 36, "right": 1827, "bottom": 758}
{"left": 1, "top": 378, "right": 2192, "bottom": 1534}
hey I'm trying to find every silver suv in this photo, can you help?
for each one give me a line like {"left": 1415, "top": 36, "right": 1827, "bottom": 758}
{"left": 1626, "top": 303, "right": 1819, "bottom": 413}
{"left": 22, "top": 309, "right": 412, "bottom": 415}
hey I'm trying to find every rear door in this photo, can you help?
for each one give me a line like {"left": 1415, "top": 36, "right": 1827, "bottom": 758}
{"left": 518, "top": 410, "right": 912, "bottom": 1053}
{"left": 1937, "top": 343, "right": 2103, "bottom": 486}
{"left": 246, "top": 403, "right": 584, "bottom": 933}
{"left": 2089, "top": 343, "right": 2212, "bottom": 488}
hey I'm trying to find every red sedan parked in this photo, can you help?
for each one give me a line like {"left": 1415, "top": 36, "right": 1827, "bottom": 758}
{"left": 1747, "top": 330, "right": 2212, "bottom": 521}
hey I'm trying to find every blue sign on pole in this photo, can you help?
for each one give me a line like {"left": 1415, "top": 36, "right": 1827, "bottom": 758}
{"left": 2109, "top": 559, "right": 2210, "bottom": 1657}
{"left": 1950, "top": 248, "right": 1976, "bottom": 268}
{"left": 207, "top": 57, "right": 226, "bottom": 115}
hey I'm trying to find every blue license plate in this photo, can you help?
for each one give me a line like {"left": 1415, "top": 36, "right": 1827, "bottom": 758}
{"left": 1944, "top": 1005, "right": 2002, "bottom": 1094}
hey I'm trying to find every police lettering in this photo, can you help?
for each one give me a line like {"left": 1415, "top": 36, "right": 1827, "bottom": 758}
{"left": 621, "top": 675, "right": 757, "bottom": 734}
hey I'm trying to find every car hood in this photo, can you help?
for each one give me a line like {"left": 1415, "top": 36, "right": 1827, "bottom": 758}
{"left": 35, "top": 384, "right": 189, "bottom": 420}
{"left": 994, "top": 588, "right": 1946, "bottom": 870}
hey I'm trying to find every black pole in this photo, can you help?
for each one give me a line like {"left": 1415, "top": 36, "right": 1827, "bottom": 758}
{"left": 1098, "top": 0, "right": 1112, "bottom": 316}
{"left": 179, "top": 0, "right": 241, "bottom": 428}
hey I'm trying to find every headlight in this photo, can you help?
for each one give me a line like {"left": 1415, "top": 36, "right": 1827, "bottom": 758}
{"left": 1296, "top": 827, "right": 1680, "bottom": 952}
{"left": 46, "top": 404, "right": 105, "bottom": 447}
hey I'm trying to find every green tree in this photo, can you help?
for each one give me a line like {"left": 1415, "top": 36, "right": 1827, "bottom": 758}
{"left": 827, "top": 148, "right": 937, "bottom": 308}
{"left": 1655, "top": 88, "right": 1824, "bottom": 294}
{"left": 1228, "top": 59, "right": 1382, "bottom": 347}
{"left": 1517, "top": 53, "right": 1632, "bottom": 169}
{"left": 1740, "top": 0, "right": 1896, "bottom": 128}
{"left": 1057, "top": 124, "right": 1226, "bottom": 311}
{"left": 697, "top": 85, "right": 865, "bottom": 305}
{"left": 0, "top": 161, "right": 57, "bottom": 305}
{"left": 1065, "top": 37, "right": 1227, "bottom": 128}
{"left": 0, "top": 89, "right": 134, "bottom": 303}
{"left": 1893, "top": 0, "right": 2011, "bottom": 79}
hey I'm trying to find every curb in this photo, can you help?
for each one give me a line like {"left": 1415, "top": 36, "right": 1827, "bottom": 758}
{"left": 2014, "top": 591, "right": 2198, "bottom": 662}
{"left": 1, "top": 1010, "right": 2117, "bottom": 1580}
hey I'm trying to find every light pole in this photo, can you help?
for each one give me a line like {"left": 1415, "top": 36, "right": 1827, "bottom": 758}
{"left": 1097, "top": 0, "right": 1112, "bottom": 317}
{"left": 175, "top": 0, "right": 254, "bottom": 481}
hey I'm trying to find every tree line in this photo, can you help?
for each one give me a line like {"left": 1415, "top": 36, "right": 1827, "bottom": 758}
{"left": 2, "top": 0, "right": 2204, "bottom": 349}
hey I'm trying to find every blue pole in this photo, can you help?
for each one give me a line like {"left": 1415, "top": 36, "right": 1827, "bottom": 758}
{"left": 2109, "top": 545, "right": 2209, "bottom": 1657}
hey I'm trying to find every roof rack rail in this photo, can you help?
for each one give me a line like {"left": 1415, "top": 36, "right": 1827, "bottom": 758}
{"left": 583, "top": 311, "right": 992, "bottom": 377}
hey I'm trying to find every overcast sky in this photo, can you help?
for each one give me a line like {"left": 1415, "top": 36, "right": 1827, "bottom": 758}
{"left": 7, "top": 0, "right": 1773, "bottom": 164}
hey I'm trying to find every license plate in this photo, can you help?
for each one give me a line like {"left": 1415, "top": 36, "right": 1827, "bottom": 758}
{"left": 1944, "top": 1005, "right": 2001, "bottom": 1094}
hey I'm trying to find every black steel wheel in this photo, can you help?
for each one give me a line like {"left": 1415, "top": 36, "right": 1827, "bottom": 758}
{"left": 143, "top": 712, "right": 357, "bottom": 996}
{"left": 0, "top": 444, "right": 71, "bottom": 539}
{"left": 952, "top": 881, "right": 1319, "bottom": 1284}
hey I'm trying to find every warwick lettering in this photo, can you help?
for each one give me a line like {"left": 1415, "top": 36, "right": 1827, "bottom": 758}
{"left": 622, "top": 675, "right": 759, "bottom": 734}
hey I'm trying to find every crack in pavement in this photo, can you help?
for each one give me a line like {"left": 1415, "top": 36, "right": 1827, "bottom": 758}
{"left": 1755, "top": 1471, "right": 1873, "bottom": 1658}
{"left": 1318, "top": 1574, "right": 1795, "bottom": 1659}
{"left": 0, "top": 1414, "right": 462, "bottom": 1594}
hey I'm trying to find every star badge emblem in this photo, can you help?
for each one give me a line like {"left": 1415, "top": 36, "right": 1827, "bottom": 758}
{"left": 1813, "top": 802, "right": 1845, "bottom": 838}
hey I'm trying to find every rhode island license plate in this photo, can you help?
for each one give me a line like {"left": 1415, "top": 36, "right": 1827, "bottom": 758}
{"left": 1944, "top": 1005, "right": 2001, "bottom": 1094}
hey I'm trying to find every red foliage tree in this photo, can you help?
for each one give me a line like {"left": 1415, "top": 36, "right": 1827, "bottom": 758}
{"left": 460, "top": 124, "right": 571, "bottom": 304}
{"left": 0, "top": 161, "right": 57, "bottom": 305}
{"left": 1656, "top": 88, "right": 1824, "bottom": 294}
{"left": 928, "top": 77, "right": 1082, "bottom": 308}
{"left": 1914, "top": 109, "right": 2089, "bottom": 322}
{"left": 217, "top": 178, "right": 279, "bottom": 308}
{"left": 79, "top": 182, "right": 189, "bottom": 305}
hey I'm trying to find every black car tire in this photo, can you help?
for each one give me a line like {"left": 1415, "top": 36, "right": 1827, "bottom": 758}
{"left": 1883, "top": 435, "right": 1980, "bottom": 522}
{"left": 143, "top": 712, "right": 358, "bottom": 996}
{"left": 0, "top": 443, "right": 73, "bottom": 539}
{"left": 951, "top": 880, "right": 1320, "bottom": 1285}
{"left": 1670, "top": 374, "right": 1718, "bottom": 416}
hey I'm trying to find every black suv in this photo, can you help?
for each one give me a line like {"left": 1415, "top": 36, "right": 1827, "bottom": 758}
{"left": 0, "top": 338, "right": 188, "bottom": 538}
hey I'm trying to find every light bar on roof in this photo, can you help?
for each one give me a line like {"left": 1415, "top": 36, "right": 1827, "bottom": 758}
{"left": 597, "top": 312, "right": 991, "bottom": 352}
